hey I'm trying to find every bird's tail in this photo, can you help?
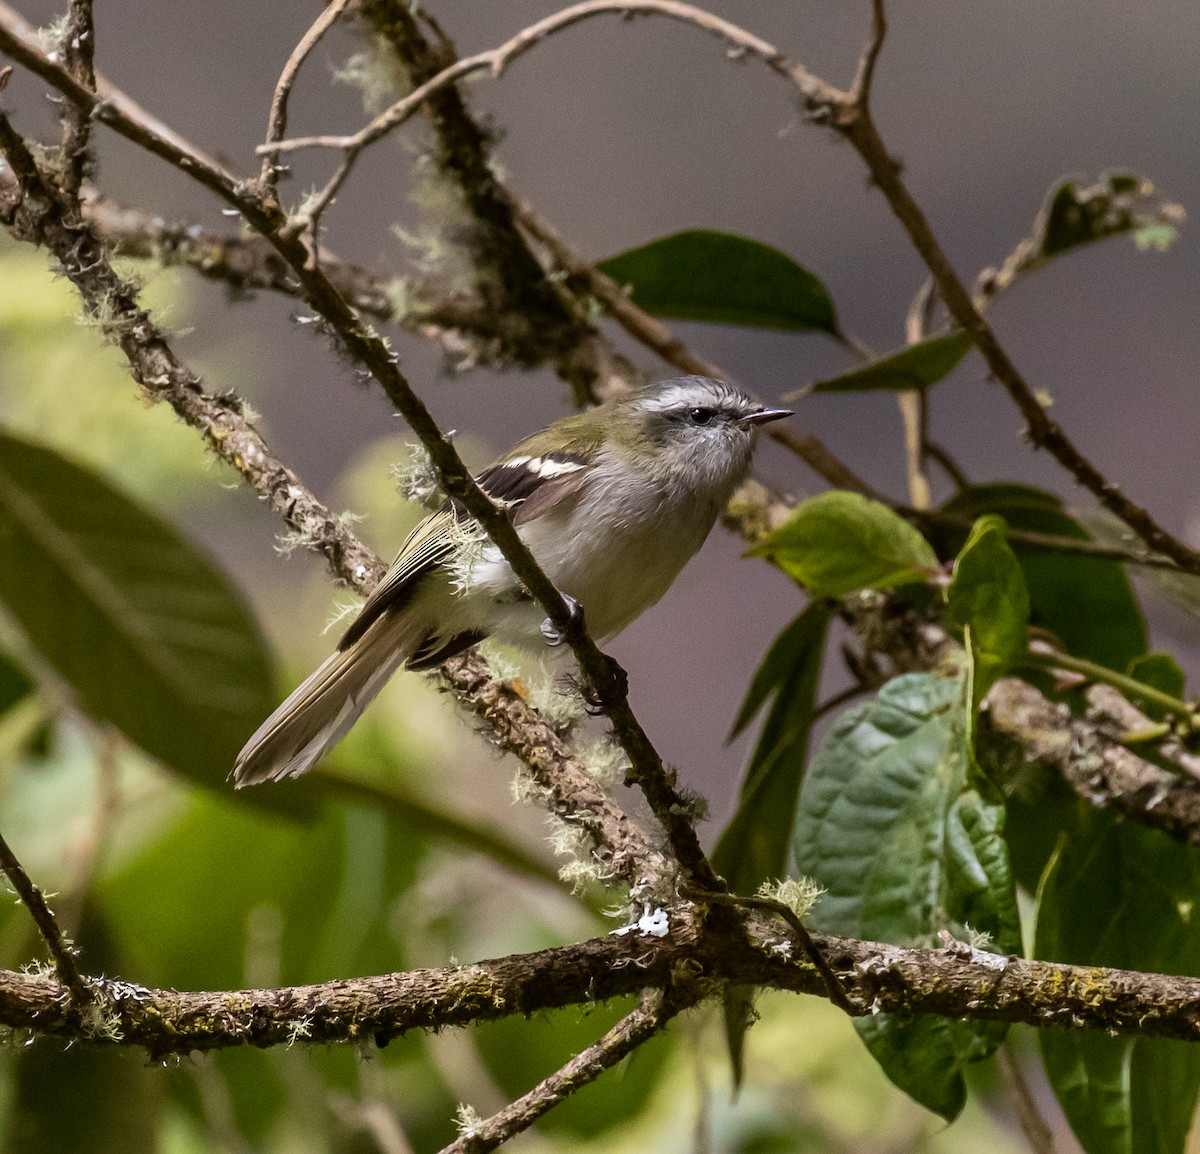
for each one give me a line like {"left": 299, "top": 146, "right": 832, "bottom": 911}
{"left": 232, "top": 612, "right": 429, "bottom": 787}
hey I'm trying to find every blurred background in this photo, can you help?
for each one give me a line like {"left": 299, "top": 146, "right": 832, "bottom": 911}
{"left": 0, "top": 0, "right": 1196, "bottom": 1150}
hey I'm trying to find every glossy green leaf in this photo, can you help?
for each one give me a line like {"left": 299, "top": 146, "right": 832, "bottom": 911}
{"left": 946, "top": 516, "right": 1030, "bottom": 696}
{"left": 0, "top": 431, "right": 275, "bottom": 789}
{"left": 794, "top": 670, "right": 1019, "bottom": 1118}
{"left": 1035, "top": 812, "right": 1200, "bottom": 1154}
{"left": 1125, "top": 653, "right": 1186, "bottom": 720}
{"left": 714, "top": 602, "right": 830, "bottom": 894}
{"left": 597, "top": 229, "right": 840, "bottom": 335}
{"left": 937, "top": 484, "right": 1146, "bottom": 671}
{"left": 751, "top": 492, "right": 939, "bottom": 596}
{"left": 809, "top": 332, "right": 972, "bottom": 394}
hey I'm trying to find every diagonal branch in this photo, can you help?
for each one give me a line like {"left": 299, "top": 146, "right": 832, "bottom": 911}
{"left": 0, "top": 122, "right": 669, "bottom": 894}
{"left": 0, "top": 829, "right": 87, "bottom": 1004}
{"left": 0, "top": 22, "right": 714, "bottom": 890}
{"left": 825, "top": 1, "right": 1200, "bottom": 574}
{"left": 351, "top": 0, "right": 599, "bottom": 391}
{"left": 440, "top": 989, "right": 678, "bottom": 1154}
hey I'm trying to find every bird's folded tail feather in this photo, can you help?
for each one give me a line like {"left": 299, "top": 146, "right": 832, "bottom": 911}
{"left": 232, "top": 611, "right": 430, "bottom": 787}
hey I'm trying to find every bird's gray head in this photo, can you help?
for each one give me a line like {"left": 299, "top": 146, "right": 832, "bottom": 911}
{"left": 618, "top": 376, "right": 791, "bottom": 488}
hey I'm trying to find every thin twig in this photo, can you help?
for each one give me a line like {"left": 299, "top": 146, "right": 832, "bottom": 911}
{"left": 259, "top": 0, "right": 352, "bottom": 194}
{"left": 262, "top": 0, "right": 832, "bottom": 245}
{"left": 849, "top": 0, "right": 887, "bottom": 108}
{"left": 997, "top": 1043, "right": 1056, "bottom": 1154}
{"left": 438, "top": 990, "right": 677, "bottom": 1154}
{"left": 685, "top": 888, "right": 854, "bottom": 1013}
{"left": 899, "top": 276, "right": 936, "bottom": 508}
{"left": 827, "top": 3, "right": 1200, "bottom": 574}
{"left": 0, "top": 829, "right": 87, "bottom": 1004}
{"left": 905, "top": 507, "right": 1182, "bottom": 571}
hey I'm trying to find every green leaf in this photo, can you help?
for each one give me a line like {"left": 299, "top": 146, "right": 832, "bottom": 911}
{"left": 0, "top": 430, "right": 276, "bottom": 790}
{"left": 752, "top": 492, "right": 938, "bottom": 597}
{"left": 597, "top": 229, "right": 841, "bottom": 335}
{"left": 946, "top": 516, "right": 1030, "bottom": 696}
{"left": 1039, "top": 174, "right": 1181, "bottom": 263}
{"left": 1125, "top": 653, "right": 1186, "bottom": 720}
{"left": 713, "top": 603, "right": 829, "bottom": 1089}
{"left": 794, "top": 670, "right": 1019, "bottom": 1118}
{"left": 809, "top": 332, "right": 972, "bottom": 394}
{"left": 937, "top": 484, "right": 1146, "bottom": 671}
{"left": 714, "top": 603, "right": 829, "bottom": 893}
{"left": 979, "top": 173, "right": 1182, "bottom": 301}
{"left": 1035, "top": 811, "right": 1200, "bottom": 1154}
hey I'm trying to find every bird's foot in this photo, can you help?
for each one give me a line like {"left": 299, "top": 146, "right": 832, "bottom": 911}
{"left": 540, "top": 593, "right": 582, "bottom": 647}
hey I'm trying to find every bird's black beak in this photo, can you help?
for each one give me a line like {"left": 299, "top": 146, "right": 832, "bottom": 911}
{"left": 738, "top": 407, "right": 793, "bottom": 426}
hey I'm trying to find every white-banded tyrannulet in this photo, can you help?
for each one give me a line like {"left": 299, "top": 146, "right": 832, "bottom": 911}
{"left": 233, "top": 376, "right": 790, "bottom": 786}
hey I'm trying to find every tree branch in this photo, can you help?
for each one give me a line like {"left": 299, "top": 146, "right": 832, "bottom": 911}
{"left": 0, "top": 119, "right": 670, "bottom": 895}
{"left": 0, "top": 830, "right": 86, "bottom": 1004}
{"left": 983, "top": 677, "right": 1200, "bottom": 844}
{"left": 57, "top": 0, "right": 95, "bottom": 197}
{"left": 259, "top": 0, "right": 352, "bottom": 195}
{"left": 441, "top": 990, "right": 678, "bottom": 1154}
{"left": 0, "top": 22, "right": 717, "bottom": 892}
{"left": 6, "top": 913, "right": 1200, "bottom": 1056}
{"left": 824, "top": 3, "right": 1200, "bottom": 574}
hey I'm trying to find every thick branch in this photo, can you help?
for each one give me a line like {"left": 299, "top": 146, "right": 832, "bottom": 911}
{"left": 352, "top": 0, "right": 597, "bottom": 388}
{"left": 983, "top": 677, "right": 1200, "bottom": 843}
{"left": 5, "top": 914, "right": 1200, "bottom": 1056}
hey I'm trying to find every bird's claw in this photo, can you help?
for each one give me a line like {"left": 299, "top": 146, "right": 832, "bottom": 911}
{"left": 540, "top": 593, "right": 582, "bottom": 647}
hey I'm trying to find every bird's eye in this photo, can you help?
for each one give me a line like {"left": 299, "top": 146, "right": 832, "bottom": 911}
{"left": 687, "top": 407, "right": 716, "bottom": 426}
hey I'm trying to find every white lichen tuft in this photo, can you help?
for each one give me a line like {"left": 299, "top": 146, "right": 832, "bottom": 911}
{"left": 757, "top": 877, "right": 824, "bottom": 920}
{"left": 526, "top": 672, "right": 586, "bottom": 736}
{"left": 323, "top": 597, "right": 365, "bottom": 635}
{"left": 962, "top": 924, "right": 994, "bottom": 952}
{"left": 443, "top": 518, "right": 490, "bottom": 595}
{"left": 571, "top": 736, "right": 631, "bottom": 788}
{"left": 479, "top": 644, "right": 522, "bottom": 686}
{"left": 286, "top": 1016, "right": 313, "bottom": 1048}
{"left": 454, "top": 1103, "right": 484, "bottom": 1139}
{"left": 334, "top": 38, "right": 412, "bottom": 115}
{"left": 275, "top": 510, "right": 362, "bottom": 557}
{"left": 81, "top": 1000, "right": 125, "bottom": 1043}
{"left": 390, "top": 442, "right": 444, "bottom": 509}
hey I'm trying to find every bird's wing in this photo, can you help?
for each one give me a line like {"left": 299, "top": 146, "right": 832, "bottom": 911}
{"left": 474, "top": 450, "right": 591, "bottom": 526}
{"left": 337, "top": 450, "right": 593, "bottom": 652}
{"left": 336, "top": 508, "right": 457, "bottom": 651}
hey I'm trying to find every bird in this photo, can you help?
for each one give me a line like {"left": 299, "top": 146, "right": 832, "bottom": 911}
{"left": 233, "top": 376, "right": 791, "bottom": 786}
